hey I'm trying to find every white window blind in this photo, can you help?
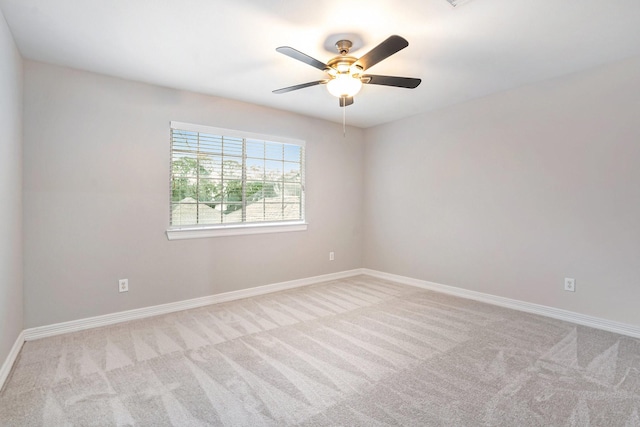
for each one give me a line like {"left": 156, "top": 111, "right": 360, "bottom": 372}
{"left": 169, "top": 122, "right": 305, "bottom": 231}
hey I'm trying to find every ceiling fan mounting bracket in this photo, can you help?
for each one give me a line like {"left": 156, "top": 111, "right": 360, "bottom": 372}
{"left": 335, "top": 40, "right": 353, "bottom": 55}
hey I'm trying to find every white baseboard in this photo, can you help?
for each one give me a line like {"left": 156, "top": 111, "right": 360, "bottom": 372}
{"left": 23, "top": 269, "right": 363, "bottom": 341}
{"left": 363, "top": 269, "right": 640, "bottom": 339}
{"left": 0, "top": 330, "right": 25, "bottom": 392}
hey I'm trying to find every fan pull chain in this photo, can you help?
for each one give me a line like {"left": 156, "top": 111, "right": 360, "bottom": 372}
{"left": 343, "top": 97, "right": 346, "bottom": 137}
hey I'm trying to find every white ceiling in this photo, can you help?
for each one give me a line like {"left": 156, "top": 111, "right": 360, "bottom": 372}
{"left": 1, "top": 0, "right": 640, "bottom": 128}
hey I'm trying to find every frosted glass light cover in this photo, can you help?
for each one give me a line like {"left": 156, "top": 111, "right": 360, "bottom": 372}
{"left": 327, "top": 74, "right": 362, "bottom": 97}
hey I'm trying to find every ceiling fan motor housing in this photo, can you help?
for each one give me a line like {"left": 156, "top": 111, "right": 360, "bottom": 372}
{"left": 327, "top": 56, "right": 359, "bottom": 74}
{"left": 327, "top": 40, "right": 362, "bottom": 76}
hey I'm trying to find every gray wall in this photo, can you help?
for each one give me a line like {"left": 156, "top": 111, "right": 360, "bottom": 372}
{"left": 23, "top": 61, "right": 364, "bottom": 328}
{"left": 0, "top": 10, "right": 23, "bottom": 362}
{"left": 18, "top": 50, "right": 640, "bottom": 331}
{"left": 363, "top": 56, "right": 640, "bottom": 326}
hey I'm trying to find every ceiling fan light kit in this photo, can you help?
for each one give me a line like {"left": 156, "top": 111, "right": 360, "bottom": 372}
{"left": 325, "top": 47, "right": 363, "bottom": 98}
{"left": 326, "top": 70, "right": 363, "bottom": 97}
{"left": 273, "top": 35, "right": 421, "bottom": 108}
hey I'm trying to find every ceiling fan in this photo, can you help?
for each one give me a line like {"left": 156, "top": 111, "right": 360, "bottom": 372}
{"left": 273, "top": 35, "right": 421, "bottom": 107}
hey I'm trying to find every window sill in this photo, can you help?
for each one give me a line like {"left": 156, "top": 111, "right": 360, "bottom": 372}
{"left": 166, "top": 221, "right": 308, "bottom": 240}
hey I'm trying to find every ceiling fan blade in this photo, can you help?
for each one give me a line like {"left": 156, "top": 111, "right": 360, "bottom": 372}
{"left": 273, "top": 80, "right": 329, "bottom": 94}
{"left": 361, "top": 74, "right": 421, "bottom": 89}
{"left": 353, "top": 35, "right": 409, "bottom": 71}
{"left": 339, "top": 97, "right": 354, "bottom": 107}
{"left": 276, "top": 46, "right": 329, "bottom": 71}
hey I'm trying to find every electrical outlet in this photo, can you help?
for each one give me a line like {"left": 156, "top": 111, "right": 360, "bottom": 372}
{"left": 119, "top": 279, "right": 129, "bottom": 293}
{"left": 564, "top": 278, "right": 575, "bottom": 292}
{"left": 329, "top": 251, "right": 335, "bottom": 261}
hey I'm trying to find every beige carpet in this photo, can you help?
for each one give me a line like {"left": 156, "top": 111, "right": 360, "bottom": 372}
{"left": 2, "top": 275, "right": 640, "bottom": 426}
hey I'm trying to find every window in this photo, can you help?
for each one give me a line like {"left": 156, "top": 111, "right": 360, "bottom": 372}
{"left": 167, "top": 122, "right": 306, "bottom": 239}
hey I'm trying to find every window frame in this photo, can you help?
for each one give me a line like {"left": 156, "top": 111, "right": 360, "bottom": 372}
{"left": 166, "top": 121, "right": 307, "bottom": 240}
